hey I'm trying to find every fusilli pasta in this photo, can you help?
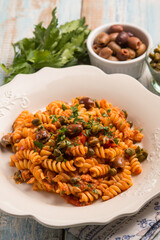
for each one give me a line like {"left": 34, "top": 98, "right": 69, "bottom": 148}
{"left": 1, "top": 97, "right": 148, "bottom": 206}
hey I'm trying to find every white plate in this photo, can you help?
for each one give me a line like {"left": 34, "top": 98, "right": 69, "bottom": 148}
{"left": 0, "top": 65, "right": 160, "bottom": 228}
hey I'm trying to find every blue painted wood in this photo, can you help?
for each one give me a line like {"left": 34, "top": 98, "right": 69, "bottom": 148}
{"left": 0, "top": 211, "right": 63, "bottom": 240}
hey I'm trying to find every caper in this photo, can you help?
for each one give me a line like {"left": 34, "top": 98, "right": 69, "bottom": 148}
{"left": 57, "top": 140, "right": 67, "bottom": 149}
{"left": 32, "top": 118, "right": 41, "bottom": 126}
{"left": 108, "top": 168, "right": 117, "bottom": 176}
{"left": 88, "top": 137, "right": 99, "bottom": 147}
{"left": 88, "top": 147, "right": 95, "bottom": 156}
{"left": 127, "top": 121, "right": 133, "bottom": 128}
{"left": 54, "top": 149, "right": 62, "bottom": 157}
{"left": 59, "top": 116, "right": 68, "bottom": 125}
{"left": 137, "top": 150, "right": 148, "bottom": 162}
{"left": 135, "top": 146, "right": 141, "bottom": 154}
{"left": 91, "top": 125, "right": 100, "bottom": 134}
{"left": 125, "top": 148, "right": 135, "bottom": 157}
{"left": 56, "top": 155, "right": 64, "bottom": 162}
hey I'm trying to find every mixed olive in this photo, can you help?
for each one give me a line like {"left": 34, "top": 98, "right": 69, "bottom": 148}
{"left": 149, "top": 44, "right": 160, "bottom": 72}
{"left": 92, "top": 24, "right": 147, "bottom": 61}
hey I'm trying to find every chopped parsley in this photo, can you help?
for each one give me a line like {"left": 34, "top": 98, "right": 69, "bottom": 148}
{"left": 93, "top": 189, "right": 98, "bottom": 194}
{"left": 107, "top": 109, "right": 111, "bottom": 113}
{"left": 113, "top": 137, "right": 119, "bottom": 145}
{"left": 122, "top": 110, "right": 128, "bottom": 118}
{"left": 102, "top": 112, "right": 108, "bottom": 117}
{"left": 83, "top": 129, "right": 91, "bottom": 137}
{"left": 34, "top": 141, "right": 44, "bottom": 149}
{"left": 120, "top": 120, "right": 123, "bottom": 125}
{"left": 95, "top": 101, "right": 100, "bottom": 108}
{"left": 62, "top": 104, "right": 67, "bottom": 111}
{"left": 49, "top": 115, "right": 58, "bottom": 123}
{"left": 74, "top": 184, "right": 80, "bottom": 187}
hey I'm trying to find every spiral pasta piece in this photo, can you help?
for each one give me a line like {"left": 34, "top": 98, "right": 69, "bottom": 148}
{"left": 105, "top": 147, "right": 123, "bottom": 159}
{"left": 102, "top": 179, "right": 132, "bottom": 201}
{"left": 13, "top": 110, "right": 33, "bottom": 130}
{"left": 74, "top": 157, "right": 85, "bottom": 167}
{"left": 79, "top": 158, "right": 99, "bottom": 173}
{"left": 34, "top": 111, "right": 52, "bottom": 124}
{"left": 129, "top": 155, "right": 142, "bottom": 174}
{"left": 89, "top": 164, "right": 110, "bottom": 178}
{"left": 32, "top": 181, "right": 55, "bottom": 192}
{"left": 94, "top": 146, "right": 105, "bottom": 158}
{"left": 78, "top": 189, "right": 102, "bottom": 203}
{"left": 15, "top": 149, "right": 42, "bottom": 164}
{"left": 15, "top": 137, "right": 35, "bottom": 151}
{"left": 14, "top": 159, "right": 33, "bottom": 170}
{"left": 67, "top": 145, "right": 88, "bottom": 157}
{"left": 56, "top": 182, "right": 81, "bottom": 195}
{"left": 42, "top": 159, "right": 76, "bottom": 172}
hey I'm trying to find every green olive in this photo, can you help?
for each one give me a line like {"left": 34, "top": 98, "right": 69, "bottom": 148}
{"left": 91, "top": 125, "right": 100, "bottom": 134}
{"left": 149, "top": 53, "right": 155, "bottom": 60}
{"left": 155, "top": 53, "right": 160, "bottom": 62}
{"left": 125, "top": 148, "right": 135, "bottom": 157}
{"left": 88, "top": 147, "right": 95, "bottom": 156}
{"left": 32, "top": 118, "right": 41, "bottom": 126}
{"left": 54, "top": 149, "right": 62, "bottom": 157}
{"left": 150, "top": 63, "right": 157, "bottom": 68}
{"left": 56, "top": 155, "right": 64, "bottom": 162}
{"left": 154, "top": 47, "right": 160, "bottom": 53}
{"left": 88, "top": 137, "right": 99, "bottom": 147}
{"left": 57, "top": 140, "right": 67, "bottom": 149}
{"left": 155, "top": 63, "right": 160, "bottom": 70}
{"left": 108, "top": 168, "right": 117, "bottom": 176}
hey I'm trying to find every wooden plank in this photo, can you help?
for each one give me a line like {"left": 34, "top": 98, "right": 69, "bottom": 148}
{"left": 58, "top": 0, "right": 82, "bottom": 25}
{"left": 82, "top": 0, "right": 105, "bottom": 29}
{"left": 0, "top": 211, "right": 63, "bottom": 240}
{"left": 0, "top": 0, "right": 58, "bottom": 85}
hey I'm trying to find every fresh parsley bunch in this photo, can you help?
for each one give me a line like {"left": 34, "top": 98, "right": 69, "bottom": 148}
{"left": 1, "top": 8, "right": 90, "bottom": 84}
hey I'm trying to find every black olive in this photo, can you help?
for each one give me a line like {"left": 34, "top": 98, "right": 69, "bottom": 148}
{"left": 79, "top": 97, "right": 94, "bottom": 110}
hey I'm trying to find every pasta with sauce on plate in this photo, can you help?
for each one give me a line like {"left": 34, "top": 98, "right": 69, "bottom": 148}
{"left": 0, "top": 97, "right": 148, "bottom": 206}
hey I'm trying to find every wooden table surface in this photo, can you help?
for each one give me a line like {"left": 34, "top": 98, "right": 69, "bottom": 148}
{"left": 0, "top": 0, "right": 160, "bottom": 239}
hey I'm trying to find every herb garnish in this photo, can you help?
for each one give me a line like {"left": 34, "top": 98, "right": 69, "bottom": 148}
{"left": 50, "top": 115, "right": 58, "bottom": 123}
{"left": 34, "top": 141, "right": 44, "bottom": 149}
{"left": 1, "top": 8, "right": 90, "bottom": 84}
{"left": 113, "top": 137, "right": 119, "bottom": 145}
{"left": 62, "top": 104, "right": 67, "bottom": 111}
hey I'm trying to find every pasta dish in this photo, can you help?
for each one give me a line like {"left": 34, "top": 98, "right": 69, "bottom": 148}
{"left": 0, "top": 97, "right": 148, "bottom": 206}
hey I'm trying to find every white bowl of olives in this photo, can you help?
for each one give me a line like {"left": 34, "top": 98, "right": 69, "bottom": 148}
{"left": 87, "top": 23, "right": 152, "bottom": 79}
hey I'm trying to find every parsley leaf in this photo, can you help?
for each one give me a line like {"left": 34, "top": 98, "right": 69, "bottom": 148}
{"left": 1, "top": 8, "right": 90, "bottom": 84}
{"left": 62, "top": 104, "right": 67, "bottom": 111}
{"left": 34, "top": 141, "right": 44, "bottom": 149}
